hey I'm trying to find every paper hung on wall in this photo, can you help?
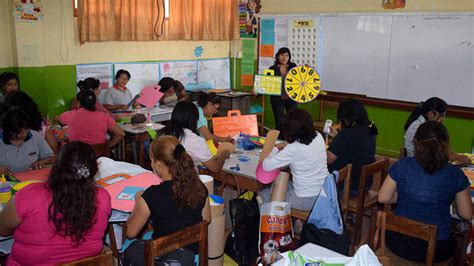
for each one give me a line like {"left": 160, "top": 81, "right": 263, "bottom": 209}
{"left": 13, "top": 0, "right": 43, "bottom": 22}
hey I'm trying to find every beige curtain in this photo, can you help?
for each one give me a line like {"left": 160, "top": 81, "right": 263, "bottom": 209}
{"left": 168, "top": 0, "right": 239, "bottom": 41}
{"left": 78, "top": 0, "right": 165, "bottom": 44}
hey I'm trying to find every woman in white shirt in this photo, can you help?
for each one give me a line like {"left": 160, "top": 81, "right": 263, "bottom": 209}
{"left": 404, "top": 97, "right": 469, "bottom": 163}
{"left": 157, "top": 101, "right": 229, "bottom": 173}
{"left": 262, "top": 109, "right": 329, "bottom": 211}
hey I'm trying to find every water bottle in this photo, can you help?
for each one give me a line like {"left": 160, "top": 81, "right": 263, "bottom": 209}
{"left": 236, "top": 132, "right": 244, "bottom": 149}
{"left": 0, "top": 175, "right": 12, "bottom": 205}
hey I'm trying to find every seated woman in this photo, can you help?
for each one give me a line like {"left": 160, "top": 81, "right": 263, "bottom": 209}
{"left": 71, "top": 78, "right": 111, "bottom": 115}
{"left": 379, "top": 121, "right": 472, "bottom": 263}
{"left": 0, "top": 72, "right": 19, "bottom": 104}
{"left": 4, "top": 91, "right": 57, "bottom": 151}
{"left": 326, "top": 99, "right": 378, "bottom": 196}
{"left": 157, "top": 101, "right": 229, "bottom": 173}
{"left": 103, "top": 69, "right": 133, "bottom": 111}
{"left": 158, "top": 77, "right": 189, "bottom": 105}
{"left": 0, "top": 107, "right": 53, "bottom": 174}
{"left": 404, "top": 97, "right": 469, "bottom": 163}
{"left": 261, "top": 109, "right": 329, "bottom": 211}
{"left": 196, "top": 92, "right": 233, "bottom": 143}
{"left": 60, "top": 90, "right": 125, "bottom": 147}
{"left": 124, "top": 135, "right": 211, "bottom": 265}
{"left": 0, "top": 141, "right": 112, "bottom": 265}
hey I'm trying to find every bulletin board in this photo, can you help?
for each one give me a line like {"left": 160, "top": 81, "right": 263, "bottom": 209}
{"left": 75, "top": 58, "right": 231, "bottom": 97}
{"left": 258, "top": 13, "right": 474, "bottom": 108}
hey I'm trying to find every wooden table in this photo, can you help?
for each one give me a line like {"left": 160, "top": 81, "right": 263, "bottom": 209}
{"left": 211, "top": 146, "right": 263, "bottom": 196}
{"left": 119, "top": 122, "right": 164, "bottom": 167}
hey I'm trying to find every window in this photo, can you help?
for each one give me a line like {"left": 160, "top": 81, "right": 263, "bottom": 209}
{"left": 73, "top": 0, "right": 169, "bottom": 18}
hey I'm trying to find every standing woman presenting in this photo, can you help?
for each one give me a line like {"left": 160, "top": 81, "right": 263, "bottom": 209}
{"left": 269, "top": 47, "right": 297, "bottom": 132}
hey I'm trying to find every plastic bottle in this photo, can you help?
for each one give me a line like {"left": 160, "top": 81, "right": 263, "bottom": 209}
{"left": 145, "top": 112, "right": 153, "bottom": 128}
{"left": 236, "top": 132, "right": 244, "bottom": 149}
{"left": 0, "top": 175, "right": 12, "bottom": 204}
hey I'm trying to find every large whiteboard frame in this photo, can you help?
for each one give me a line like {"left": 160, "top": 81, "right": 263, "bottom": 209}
{"left": 258, "top": 13, "right": 473, "bottom": 108}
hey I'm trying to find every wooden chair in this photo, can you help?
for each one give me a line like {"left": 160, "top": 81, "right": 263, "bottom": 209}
{"left": 58, "top": 249, "right": 114, "bottom": 266}
{"left": 313, "top": 99, "right": 340, "bottom": 132}
{"left": 346, "top": 158, "right": 389, "bottom": 248}
{"left": 91, "top": 140, "right": 111, "bottom": 157}
{"left": 291, "top": 164, "right": 352, "bottom": 222}
{"left": 369, "top": 210, "right": 438, "bottom": 266}
{"left": 144, "top": 221, "right": 209, "bottom": 266}
{"left": 399, "top": 147, "right": 407, "bottom": 159}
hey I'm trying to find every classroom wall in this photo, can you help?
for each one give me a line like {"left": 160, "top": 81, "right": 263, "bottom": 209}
{"left": 256, "top": 0, "right": 474, "bottom": 156}
{"left": 0, "top": 1, "right": 16, "bottom": 68}
{"left": 6, "top": 0, "right": 231, "bottom": 116}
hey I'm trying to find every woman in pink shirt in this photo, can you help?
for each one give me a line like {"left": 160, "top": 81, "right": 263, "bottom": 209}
{"left": 0, "top": 141, "right": 112, "bottom": 265}
{"left": 60, "top": 90, "right": 125, "bottom": 146}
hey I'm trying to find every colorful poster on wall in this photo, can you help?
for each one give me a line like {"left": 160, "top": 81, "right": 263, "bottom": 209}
{"left": 382, "top": 0, "right": 406, "bottom": 9}
{"left": 13, "top": 0, "right": 43, "bottom": 22}
{"left": 76, "top": 63, "right": 113, "bottom": 91}
{"left": 288, "top": 18, "right": 320, "bottom": 67}
{"left": 239, "top": 1, "right": 261, "bottom": 38}
{"left": 241, "top": 39, "right": 256, "bottom": 86}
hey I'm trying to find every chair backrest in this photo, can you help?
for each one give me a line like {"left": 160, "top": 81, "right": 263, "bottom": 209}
{"left": 399, "top": 147, "right": 406, "bottom": 159}
{"left": 360, "top": 157, "right": 389, "bottom": 194}
{"left": 318, "top": 99, "right": 340, "bottom": 121}
{"left": 336, "top": 164, "right": 352, "bottom": 223}
{"left": 58, "top": 249, "right": 114, "bottom": 266}
{"left": 369, "top": 210, "right": 437, "bottom": 266}
{"left": 144, "top": 221, "right": 209, "bottom": 266}
{"left": 91, "top": 140, "right": 110, "bottom": 157}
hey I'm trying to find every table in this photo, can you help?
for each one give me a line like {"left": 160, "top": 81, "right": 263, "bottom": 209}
{"left": 145, "top": 105, "right": 174, "bottom": 123}
{"left": 213, "top": 146, "right": 263, "bottom": 195}
{"left": 216, "top": 91, "right": 252, "bottom": 116}
{"left": 273, "top": 243, "right": 349, "bottom": 266}
{"left": 119, "top": 122, "right": 164, "bottom": 167}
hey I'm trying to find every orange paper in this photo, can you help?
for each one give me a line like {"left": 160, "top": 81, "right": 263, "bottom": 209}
{"left": 212, "top": 110, "right": 258, "bottom": 138}
{"left": 14, "top": 168, "right": 51, "bottom": 182}
{"left": 260, "top": 45, "right": 275, "bottom": 57}
{"left": 241, "top": 74, "right": 254, "bottom": 86}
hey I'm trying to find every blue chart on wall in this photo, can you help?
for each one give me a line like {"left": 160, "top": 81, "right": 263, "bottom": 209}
{"left": 76, "top": 58, "right": 231, "bottom": 98}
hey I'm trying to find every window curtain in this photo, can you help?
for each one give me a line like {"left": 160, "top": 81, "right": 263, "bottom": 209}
{"left": 167, "top": 0, "right": 239, "bottom": 41}
{"left": 78, "top": 0, "right": 166, "bottom": 44}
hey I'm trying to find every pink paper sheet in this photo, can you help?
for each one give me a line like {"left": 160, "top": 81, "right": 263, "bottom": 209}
{"left": 105, "top": 172, "right": 162, "bottom": 212}
{"left": 137, "top": 85, "right": 163, "bottom": 109}
{"left": 14, "top": 168, "right": 51, "bottom": 182}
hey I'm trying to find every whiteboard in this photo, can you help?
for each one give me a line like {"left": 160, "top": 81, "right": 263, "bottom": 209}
{"left": 258, "top": 13, "right": 474, "bottom": 108}
{"left": 387, "top": 15, "right": 474, "bottom": 107}
{"left": 113, "top": 63, "right": 160, "bottom": 97}
{"left": 320, "top": 15, "right": 392, "bottom": 98}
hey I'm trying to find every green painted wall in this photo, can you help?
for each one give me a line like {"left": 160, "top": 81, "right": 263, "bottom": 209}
{"left": 3, "top": 63, "right": 472, "bottom": 157}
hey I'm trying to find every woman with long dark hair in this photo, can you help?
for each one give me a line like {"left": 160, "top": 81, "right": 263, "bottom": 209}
{"left": 269, "top": 47, "right": 298, "bottom": 132}
{"left": 0, "top": 141, "right": 111, "bottom": 265}
{"left": 327, "top": 99, "right": 378, "bottom": 195}
{"left": 403, "top": 97, "right": 469, "bottom": 163}
{"left": 124, "top": 135, "right": 211, "bottom": 265}
{"left": 4, "top": 91, "right": 57, "bottom": 150}
{"left": 379, "top": 121, "right": 471, "bottom": 263}
{"left": 158, "top": 101, "right": 229, "bottom": 173}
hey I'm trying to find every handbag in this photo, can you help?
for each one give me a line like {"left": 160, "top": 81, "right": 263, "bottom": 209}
{"left": 224, "top": 193, "right": 260, "bottom": 265}
{"left": 300, "top": 223, "right": 350, "bottom": 256}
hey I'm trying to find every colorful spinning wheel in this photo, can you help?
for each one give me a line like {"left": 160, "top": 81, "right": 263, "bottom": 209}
{"left": 284, "top": 65, "right": 321, "bottom": 103}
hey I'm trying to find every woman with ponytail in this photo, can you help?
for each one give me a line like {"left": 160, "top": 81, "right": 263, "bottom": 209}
{"left": 0, "top": 141, "right": 111, "bottom": 265}
{"left": 59, "top": 90, "right": 125, "bottom": 146}
{"left": 124, "top": 135, "right": 210, "bottom": 265}
{"left": 403, "top": 97, "right": 469, "bottom": 163}
{"left": 379, "top": 121, "right": 471, "bottom": 263}
{"left": 327, "top": 99, "right": 378, "bottom": 196}
{"left": 71, "top": 78, "right": 110, "bottom": 115}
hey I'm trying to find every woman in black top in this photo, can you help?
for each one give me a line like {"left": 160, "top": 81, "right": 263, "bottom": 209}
{"left": 327, "top": 99, "right": 378, "bottom": 196}
{"left": 124, "top": 135, "right": 210, "bottom": 265}
{"left": 269, "top": 47, "right": 297, "bottom": 132}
